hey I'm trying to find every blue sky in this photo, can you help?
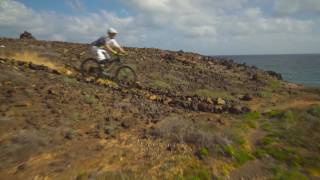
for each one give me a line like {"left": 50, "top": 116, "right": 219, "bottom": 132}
{"left": 1, "top": 0, "right": 320, "bottom": 55}
{"left": 16, "top": 0, "right": 127, "bottom": 16}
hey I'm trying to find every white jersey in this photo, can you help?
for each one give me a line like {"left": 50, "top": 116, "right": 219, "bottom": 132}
{"left": 90, "top": 36, "right": 120, "bottom": 48}
{"left": 106, "top": 38, "right": 120, "bottom": 48}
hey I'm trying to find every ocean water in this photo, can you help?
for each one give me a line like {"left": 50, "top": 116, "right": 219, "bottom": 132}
{"left": 217, "top": 54, "right": 320, "bottom": 87}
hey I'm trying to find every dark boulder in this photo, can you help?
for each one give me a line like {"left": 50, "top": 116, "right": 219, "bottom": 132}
{"left": 240, "top": 94, "right": 253, "bottom": 101}
{"left": 266, "top": 70, "right": 282, "bottom": 80}
{"left": 241, "top": 106, "right": 251, "bottom": 113}
{"left": 20, "top": 31, "right": 36, "bottom": 40}
{"left": 229, "top": 105, "right": 243, "bottom": 114}
{"left": 162, "top": 53, "right": 176, "bottom": 61}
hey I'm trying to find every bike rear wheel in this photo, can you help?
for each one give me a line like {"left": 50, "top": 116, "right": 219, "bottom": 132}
{"left": 115, "top": 66, "right": 137, "bottom": 88}
{"left": 80, "top": 58, "right": 102, "bottom": 78}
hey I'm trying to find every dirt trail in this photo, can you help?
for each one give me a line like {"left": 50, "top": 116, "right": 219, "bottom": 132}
{"left": 275, "top": 98, "right": 320, "bottom": 110}
{"left": 0, "top": 51, "right": 74, "bottom": 75}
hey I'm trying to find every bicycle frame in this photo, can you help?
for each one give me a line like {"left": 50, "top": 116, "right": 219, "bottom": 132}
{"left": 101, "top": 52, "right": 123, "bottom": 65}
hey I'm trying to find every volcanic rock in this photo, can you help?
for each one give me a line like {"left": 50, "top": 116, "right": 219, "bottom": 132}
{"left": 266, "top": 70, "right": 283, "bottom": 80}
{"left": 240, "top": 94, "right": 253, "bottom": 101}
{"left": 19, "top": 31, "right": 35, "bottom": 40}
{"left": 229, "top": 105, "right": 243, "bottom": 114}
{"left": 216, "top": 97, "right": 226, "bottom": 105}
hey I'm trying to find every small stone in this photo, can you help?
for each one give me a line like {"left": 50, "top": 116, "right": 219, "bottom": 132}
{"left": 47, "top": 89, "right": 58, "bottom": 95}
{"left": 29, "top": 63, "right": 46, "bottom": 71}
{"left": 80, "top": 51, "right": 86, "bottom": 56}
{"left": 63, "top": 48, "right": 69, "bottom": 54}
{"left": 51, "top": 69, "right": 61, "bottom": 75}
{"left": 95, "top": 144, "right": 104, "bottom": 151}
{"left": 241, "top": 106, "right": 251, "bottom": 113}
{"left": 251, "top": 74, "right": 259, "bottom": 81}
{"left": 241, "top": 94, "right": 253, "bottom": 101}
{"left": 149, "top": 95, "right": 157, "bottom": 101}
{"left": 229, "top": 105, "right": 243, "bottom": 114}
{"left": 104, "top": 126, "right": 114, "bottom": 135}
{"left": 121, "top": 121, "right": 130, "bottom": 129}
{"left": 216, "top": 97, "right": 226, "bottom": 105}
{"left": 65, "top": 131, "right": 77, "bottom": 140}
{"left": 217, "top": 119, "right": 226, "bottom": 125}
{"left": 213, "top": 105, "right": 224, "bottom": 113}
{"left": 206, "top": 97, "right": 213, "bottom": 104}
{"left": 17, "top": 163, "right": 27, "bottom": 171}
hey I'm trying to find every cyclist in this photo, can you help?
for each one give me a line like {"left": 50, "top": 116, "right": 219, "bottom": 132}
{"left": 90, "top": 28, "right": 126, "bottom": 63}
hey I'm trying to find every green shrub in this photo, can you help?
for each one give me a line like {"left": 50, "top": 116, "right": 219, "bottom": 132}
{"left": 150, "top": 117, "right": 222, "bottom": 157}
{"left": 258, "top": 91, "right": 272, "bottom": 98}
{"left": 223, "top": 145, "right": 254, "bottom": 166}
{"left": 150, "top": 80, "right": 171, "bottom": 90}
{"left": 62, "top": 76, "right": 76, "bottom": 84}
{"left": 267, "top": 110, "right": 283, "bottom": 118}
{"left": 164, "top": 74, "right": 189, "bottom": 86}
{"left": 243, "top": 111, "right": 261, "bottom": 128}
{"left": 181, "top": 165, "right": 212, "bottom": 180}
{"left": 84, "top": 95, "right": 98, "bottom": 105}
{"left": 269, "top": 80, "right": 282, "bottom": 90}
{"left": 244, "top": 111, "right": 261, "bottom": 120}
{"left": 283, "top": 110, "right": 294, "bottom": 121}
{"left": 197, "top": 147, "right": 209, "bottom": 160}
{"left": 259, "top": 136, "right": 276, "bottom": 146}
{"left": 265, "top": 146, "right": 301, "bottom": 167}
{"left": 261, "top": 121, "right": 273, "bottom": 131}
{"left": 76, "top": 172, "right": 88, "bottom": 180}
{"left": 254, "top": 148, "right": 268, "bottom": 158}
{"left": 308, "top": 105, "right": 320, "bottom": 117}
{"left": 91, "top": 169, "right": 142, "bottom": 180}
{"left": 231, "top": 135, "right": 246, "bottom": 146}
{"left": 273, "top": 168, "right": 308, "bottom": 180}
{"left": 70, "top": 112, "right": 81, "bottom": 121}
{"left": 281, "top": 110, "right": 296, "bottom": 129}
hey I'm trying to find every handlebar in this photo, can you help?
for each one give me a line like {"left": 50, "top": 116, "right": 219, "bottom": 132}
{"left": 112, "top": 52, "right": 128, "bottom": 57}
{"left": 112, "top": 53, "right": 128, "bottom": 64}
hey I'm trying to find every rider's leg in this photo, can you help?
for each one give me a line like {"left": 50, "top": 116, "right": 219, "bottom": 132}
{"left": 97, "top": 49, "right": 108, "bottom": 61}
{"left": 91, "top": 46, "right": 110, "bottom": 61}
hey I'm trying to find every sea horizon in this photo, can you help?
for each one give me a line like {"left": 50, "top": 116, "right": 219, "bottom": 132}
{"left": 214, "top": 54, "right": 320, "bottom": 87}
{"left": 213, "top": 53, "right": 320, "bottom": 57}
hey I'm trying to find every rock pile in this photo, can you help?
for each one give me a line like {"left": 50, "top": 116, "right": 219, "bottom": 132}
{"left": 19, "top": 31, "right": 35, "bottom": 40}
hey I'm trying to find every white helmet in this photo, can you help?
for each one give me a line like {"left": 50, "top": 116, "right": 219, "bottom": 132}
{"left": 107, "top": 28, "right": 118, "bottom": 34}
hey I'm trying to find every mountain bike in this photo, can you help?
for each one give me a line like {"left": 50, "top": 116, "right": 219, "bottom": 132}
{"left": 80, "top": 53, "right": 137, "bottom": 88}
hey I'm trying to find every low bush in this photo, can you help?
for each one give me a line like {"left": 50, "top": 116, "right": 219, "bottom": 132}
{"left": 272, "top": 166, "right": 308, "bottom": 180}
{"left": 308, "top": 105, "right": 320, "bottom": 117}
{"left": 149, "top": 80, "right": 171, "bottom": 90}
{"left": 243, "top": 111, "right": 261, "bottom": 128}
{"left": 177, "top": 164, "right": 212, "bottom": 180}
{"left": 150, "top": 116, "right": 229, "bottom": 157}
{"left": 196, "top": 147, "right": 209, "bottom": 160}
{"left": 84, "top": 95, "right": 98, "bottom": 105}
{"left": 223, "top": 145, "right": 254, "bottom": 166}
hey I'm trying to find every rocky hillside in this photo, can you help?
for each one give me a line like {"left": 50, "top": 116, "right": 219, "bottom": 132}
{"left": 0, "top": 36, "right": 319, "bottom": 179}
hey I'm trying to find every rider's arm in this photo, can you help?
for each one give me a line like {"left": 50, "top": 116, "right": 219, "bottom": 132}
{"left": 117, "top": 46, "right": 126, "bottom": 54}
{"left": 106, "top": 39, "right": 126, "bottom": 55}
{"left": 105, "top": 44, "right": 117, "bottom": 55}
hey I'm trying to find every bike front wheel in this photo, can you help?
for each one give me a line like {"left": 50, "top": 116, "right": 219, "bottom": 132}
{"left": 114, "top": 66, "right": 137, "bottom": 88}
